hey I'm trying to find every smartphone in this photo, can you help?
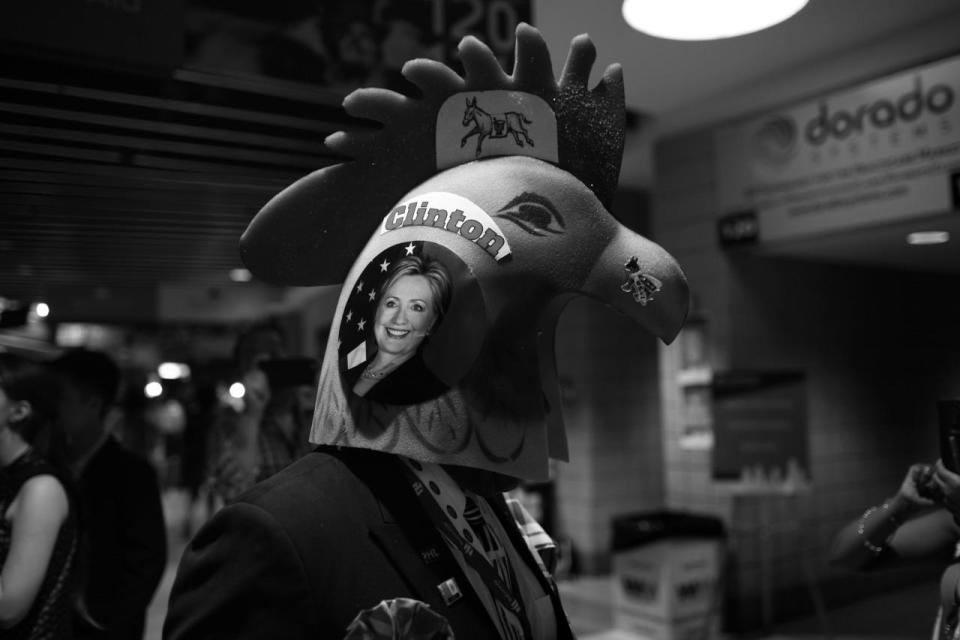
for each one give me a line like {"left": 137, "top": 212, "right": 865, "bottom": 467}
{"left": 259, "top": 358, "right": 318, "bottom": 389}
{"left": 939, "top": 400, "right": 960, "bottom": 473}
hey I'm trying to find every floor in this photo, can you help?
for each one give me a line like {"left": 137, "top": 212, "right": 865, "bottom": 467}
{"left": 558, "top": 575, "right": 938, "bottom": 640}
{"left": 145, "top": 491, "right": 940, "bottom": 640}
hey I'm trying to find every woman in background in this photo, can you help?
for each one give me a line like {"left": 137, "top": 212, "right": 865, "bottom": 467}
{"left": 0, "top": 352, "right": 77, "bottom": 639}
{"left": 831, "top": 460, "right": 960, "bottom": 639}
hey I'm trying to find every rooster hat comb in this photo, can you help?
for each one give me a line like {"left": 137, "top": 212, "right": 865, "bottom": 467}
{"left": 241, "top": 24, "right": 689, "bottom": 481}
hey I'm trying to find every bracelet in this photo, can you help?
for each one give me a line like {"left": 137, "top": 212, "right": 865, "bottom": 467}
{"left": 857, "top": 502, "right": 897, "bottom": 556}
{"left": 864, "top": 501, "right": 902, "bottom": 526}
{"left": 883, "top": 500, "right": 905, "bottom": 528}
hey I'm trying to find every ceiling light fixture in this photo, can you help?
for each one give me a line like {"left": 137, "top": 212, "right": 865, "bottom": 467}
{"left": 906, "top": 230, "right": 950, "bottom": 245}
{"left": 230, "top": 268, "right": 253, "bottom": 283}
{"left": 144, "top": 380, "right": 164, "bottom": 398}
{"left": 158, "top": 362, "right": 191, "bottom": 380}
{"left": 622, "top": 0, "right": 809, "bottom": 40}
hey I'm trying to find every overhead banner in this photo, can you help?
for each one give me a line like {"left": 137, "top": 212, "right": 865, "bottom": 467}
{"left": 715, "top": 54, "right": 960, "bottom": 245}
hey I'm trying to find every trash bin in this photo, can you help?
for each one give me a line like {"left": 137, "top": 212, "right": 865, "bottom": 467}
{"left": 611, "top": 511, "right": 725, "bottom": 640}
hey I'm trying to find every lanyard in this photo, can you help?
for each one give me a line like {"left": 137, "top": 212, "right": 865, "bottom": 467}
{"left": 400, "top": 463, "right": 532, "bottom": 640}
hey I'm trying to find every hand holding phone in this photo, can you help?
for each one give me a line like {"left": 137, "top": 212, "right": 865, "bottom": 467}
{"left": 901, "top": 462, "right": 942, "bottom": 504}
{"left": 914, "top": 463, "right": 944, "bottom": 502}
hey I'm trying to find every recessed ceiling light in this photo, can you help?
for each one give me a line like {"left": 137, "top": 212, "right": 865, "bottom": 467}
{"left": 622, "top": 0, "right": 808, "bottom": 40}
{"left": 158, "top": 362, "right": 191, "bottom": 380}
{"left": 230, "top": 268, "right": 253, "bottom": 282}
{"left": 906, "top": 231, "right": 950, "bottom": 245}
{"left": 144, "top": 381, "right": 164, "bottom": 398}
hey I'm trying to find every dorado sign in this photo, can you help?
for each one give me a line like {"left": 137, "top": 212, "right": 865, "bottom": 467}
{"left": 716, "top": 54, "right": 960, "bottom": 244}
{"left": 804, "top": 77, "right": 953, "bottom": 145}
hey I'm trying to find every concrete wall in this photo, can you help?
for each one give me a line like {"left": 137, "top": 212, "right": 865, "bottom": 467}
{"left": 555, "top": 296, "right": 664, "bottom": 573}
{"left": 641, "top": 12, "right": 960, "bottom": 629}
{"left": 652, "top": 127, "right": 960, "bottom": 628}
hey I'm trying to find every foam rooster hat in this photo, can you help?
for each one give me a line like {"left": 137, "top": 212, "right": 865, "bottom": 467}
{"left": 241, "top": 24, "right": 689, "bottom": 482}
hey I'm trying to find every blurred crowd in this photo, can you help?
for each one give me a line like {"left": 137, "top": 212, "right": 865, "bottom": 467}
{"left": 0, "top": 320, "right": 320, "bottom": 640}
{"left": 1, "top": 347, "right": 165, "bottom": 640}
{"left": 1, "top": 317, "right": 582, "bottom": 640}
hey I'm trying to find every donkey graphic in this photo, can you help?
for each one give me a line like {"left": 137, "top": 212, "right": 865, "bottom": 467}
{"left": 461, "top": 96, "right": 534, "bottom": 158}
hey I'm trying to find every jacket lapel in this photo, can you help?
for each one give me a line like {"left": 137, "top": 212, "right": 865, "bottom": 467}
{"left": 368, "top": 522, "right": 495, "bottom": 635}
{"left": 350, "top": 451, "right": 501, "bottom": 639}
{"left": 487, "top": 493, "right": 576, "bottom": 640}
{"left": 339, "top": 447, "right": 574, "bottom": 640}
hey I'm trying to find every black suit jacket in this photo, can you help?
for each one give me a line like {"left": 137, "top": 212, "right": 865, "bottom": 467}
{"left": 163, "top": 446, "right": 573, "bottom": 639}
{"left": 76, "top": 437, "right": 167, "bottom": 640}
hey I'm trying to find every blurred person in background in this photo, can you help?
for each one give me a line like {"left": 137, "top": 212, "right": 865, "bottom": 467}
{"left": 52, "top": 348, "right": 166, "bottom": 640}
{"left": 0, "top": 352, "right": 78, "bottom": 639}
{"left": 206, "top": 322, "right": 315, "bottom": 505}
{"left": 178, "top": 382, "right": 217, "bottom": 537}
{"left": 831, "top": 460, "right": 960, "bottom": 639}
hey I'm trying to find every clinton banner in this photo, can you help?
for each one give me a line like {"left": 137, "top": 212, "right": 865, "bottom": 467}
{"left": 716, "top": 54, "right": 960, "bottom": 245}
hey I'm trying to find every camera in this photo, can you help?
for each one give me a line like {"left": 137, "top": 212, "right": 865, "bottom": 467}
{"left": 940, "top": 400, "right": 960, "bottom": 473}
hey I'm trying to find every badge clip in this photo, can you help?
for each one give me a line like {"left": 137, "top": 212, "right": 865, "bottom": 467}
{"left": 437, "top": 578, "right": 463, "bottom": 606}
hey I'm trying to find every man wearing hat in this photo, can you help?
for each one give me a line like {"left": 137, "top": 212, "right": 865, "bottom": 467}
{"left": 164, "top": 24, "right": 688, "bottom": 640}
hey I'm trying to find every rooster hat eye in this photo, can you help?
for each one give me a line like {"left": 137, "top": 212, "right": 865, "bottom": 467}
{"left": 496, "top": 192, "right": 566, "bottom": 237}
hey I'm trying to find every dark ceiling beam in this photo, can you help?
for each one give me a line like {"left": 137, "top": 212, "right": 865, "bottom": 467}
{"left": 0, "top": 189, "right": 260, "bottom": 213}
{"left": 127, "top": 152, "right": 317, "bottom": 177}
{"left": 0, "top": 101, "right": 327, "bottom": 153}
{"left": 0, "top": 158, "right": 297, "bottom": 188}
{"left": 172, "top": 68, "right": 345, "bottom": 107}
{"left": 0, "top": 171, "right": 281, "bottom": 198}
{"left": 1, "top": 137, "right": 122, "bottom": 163}
{"left": 0, "top": 221, "right": 246, "bottom": 236}
{"left": 0, "top": 76, "right": 339, "bottom": 133}
{"left": 0, "top": 122, "right": 324, "bottom": 168}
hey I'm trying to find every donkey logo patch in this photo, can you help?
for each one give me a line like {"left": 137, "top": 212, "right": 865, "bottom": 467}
{"left": 461, "top": 96, "right": 534, "bottom": 158}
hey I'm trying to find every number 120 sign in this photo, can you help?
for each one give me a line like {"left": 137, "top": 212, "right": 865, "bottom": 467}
{"left": 415, "top": 0, "right": 530, "bottom": 69}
